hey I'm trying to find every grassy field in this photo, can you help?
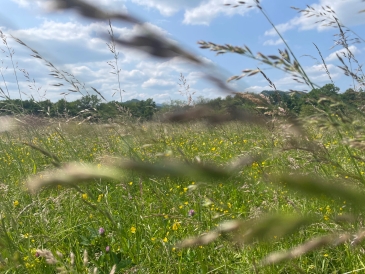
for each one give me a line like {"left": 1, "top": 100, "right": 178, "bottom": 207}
{"left": 0, "top": 115, "right": 365, "bottom": 273}
{"left": 0, "top": 2, "right": 364, "bottom": 272}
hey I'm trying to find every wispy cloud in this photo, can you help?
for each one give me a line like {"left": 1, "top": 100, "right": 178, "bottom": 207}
{"left": 11, "top": 0, "right": 127, "bottom": 11}
{"left": 128, "top": 0, "right": 258, "bottom": 25}
{"left": 265, "top": 0, "right": 365, "bottom": 37}
{"left": 0, "top": 15, "right": 203, "bottom": 102}
{"left": 244, "top": 85, "right": 271, "bottom": 93}
{"left": 183, "top": 0, "right": 257, "bottom": 25}
{"left": 264, "top": 18, "right": 299, "bottom": 37}
{"left": 325, "top": 45, "right": 360, "bottom": 61}
{"left": 263, "top": 38, "right": 284, "bottom": 46}
{"left": 130, "top": 0, "right": 198, "bottom": 16}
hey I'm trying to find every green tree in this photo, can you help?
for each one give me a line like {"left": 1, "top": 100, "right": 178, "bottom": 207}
{"left": 341, "top": 88, "right": 357, "bottom": 105}
{"left": 77, "top": 95, "right": 101, "bottom": 110}
{"left": 307, "top": 83, "right": 340, "bottom": 100}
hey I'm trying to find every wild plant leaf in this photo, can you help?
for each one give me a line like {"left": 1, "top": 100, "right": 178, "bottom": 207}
{"left": 162, "top": 105, "right": 265, "bottom": 125}
{"left": 23, "top": 142, "right": 61, "bottom": 167}
{"left": 247, "top": 70, "right": 261, "bottom": 76}
{"left": 261, "top": 233, "right": 350, "bottom": 265}
{"left": 176, "top": 214, "right": 315, "bottom": 249}
{"left": 116, "top": 159, "right": 230, "bottom": 180}
{"left": 176, "top": 220, "right": 242, "bottom": 248}
{"left": 27, "top": 163, "right": 122, "bottom": 194}
{"left": 277, "top": 175, "right": 365, "bottom": 210}
{"left": 51, "top": 0, "right": 140, "bottom": 24}
{"left": 237, "top": 214, "right": 316, "bottom": 244}
{"left": 114, "top": 34, "right": 201, "bottom": 64}
{"left": 0, "top": 116, "right": 17, "bottom": 132}
{"left": 268, "top": 55, "right": 281, "bottom": 60}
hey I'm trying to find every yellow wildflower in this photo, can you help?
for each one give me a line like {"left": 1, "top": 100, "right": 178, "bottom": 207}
{"left": 172, "top": 222, "right": 180, "bottom": 231}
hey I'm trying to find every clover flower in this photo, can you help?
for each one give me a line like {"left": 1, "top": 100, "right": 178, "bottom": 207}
{"left": 99, "top": 227, "right": 105, "bottom": 236}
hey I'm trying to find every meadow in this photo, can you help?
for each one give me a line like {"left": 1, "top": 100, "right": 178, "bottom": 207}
{"left": 0, "top": 114, "right": 365, "bottom": 273}
{"left": 1, "top": 0, "right": 365, "bottom": 273}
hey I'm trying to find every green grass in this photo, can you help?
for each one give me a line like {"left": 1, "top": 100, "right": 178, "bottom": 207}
{"left": 1, "top": 1, "right": 364, "bottom": 273}
{"left": 0, "top": 117, "right": 365, "bottom": 273}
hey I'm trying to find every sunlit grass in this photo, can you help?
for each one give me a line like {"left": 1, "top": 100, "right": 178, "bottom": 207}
{"left": 0, "top": 118, "right": 364, "bottom": 273}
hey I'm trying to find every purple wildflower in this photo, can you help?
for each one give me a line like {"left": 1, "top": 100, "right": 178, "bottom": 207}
{"left": 98, "top": 227, "right": 105, "bottom": 236}
{"left": 188, "top": 209, "right": 195, "bottom": 217}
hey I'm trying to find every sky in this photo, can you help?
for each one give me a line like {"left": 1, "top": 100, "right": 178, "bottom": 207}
{"left": 0, "top": 0, "right": 364, "bottom": 104}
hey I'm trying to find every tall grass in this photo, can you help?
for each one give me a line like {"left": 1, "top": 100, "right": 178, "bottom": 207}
{"left": 0, "top": 120, "right": 358, "bottom": 273}
{"left": 0, "top": 0, "right": 365, "bottom": 273}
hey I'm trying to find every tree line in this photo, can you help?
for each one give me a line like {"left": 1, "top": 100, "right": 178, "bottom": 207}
{"left": 0, "top": 84, "right": 363, "bottom": 121}
{"left": 198, "top": 84, "right": 364, "bottom": 117}
{"left": 0, "top": 96, "right": 157, "bottom": 121}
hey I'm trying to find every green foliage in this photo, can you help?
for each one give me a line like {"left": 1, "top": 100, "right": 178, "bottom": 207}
{"left": 0, "top": 96, "right": 158, "bottom": 122}
{"left": 2, "top": 84, "right": 365, "bottom": 122}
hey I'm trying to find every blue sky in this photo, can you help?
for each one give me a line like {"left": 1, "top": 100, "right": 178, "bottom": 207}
{"left": 0, "top": 0, "right": 364, "bottom": 103}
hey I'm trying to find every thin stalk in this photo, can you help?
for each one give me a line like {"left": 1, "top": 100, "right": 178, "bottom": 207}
{"left": 325, "top": 105, "right": 365, "bottom": 185}
{"left": 0, "top": 64, "right": 11, "bottom": 98}
{"left": 107, "top": 20, "right": 124, "bottom": 103}
{"left": 258, "top": 7, "right": 315, "bottom": 90}
{"left": 4, "top": 43, "right": 23, "bottom": 109}
{"left": 72, "top": 185, "right": 117, "bottom": 228}
{"left": 333, "top": 17, "right": 364, "bottom": 90}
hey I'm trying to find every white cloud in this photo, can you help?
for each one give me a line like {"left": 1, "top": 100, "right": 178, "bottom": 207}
{"left": 130, "top": 0, "right": 199, "bottom": 16}
{"left": 265, "top": 0, "right": 365, "bottom": 37}
{"left": 11, "top": 0, "right": 126, "bottom": 11}
{"left": 196, "top": 87, "right": 225, "bottom": 99}
{"left": 305, "top": 64, "right": 341, "bottom": 82}
{"left": 8, "top": 20, "right": 127, "bottom": 58}
{"left": 264, "top": 19, "right": 298, "bottom": 37}
{"left": 13, "top": 20, "right": 100, "bottom": 41}
{"left": 184, "top": 71, "right": 205, "bottom": 85}
{"left": 244, "top": 85, "right": 271, "bottom": 93}
{"left": 129, "top": 0, "right": 258, "bottom": 25}
{"left": 263, "top": 38, "right": 284, "bottom": 46}
{"left": 7, "top": 19, "right": 174, "bottom": 60}
{"left": 47, "top": 58, "right": 185, "bottom": 101}
{"left": 183, "top": 0, "right": 256, "bottom": 25}
{"left": 1, "top": 15, "right": 208, "bottom": 103}
{"left": 11, "top": 0, "right": 43, "bottom": 8}
{"left": 325, "top": 45, "right": 360, "bottom": 61}
{"left": 239, "top": 63, "right": 344, "bottom": 94}
{"left": 264, "top": 63, "right": 342, "bottom": 92}
{"left": 142, "top": 78, "right": 175, "bottom": 89}
{"left": 320, "top": 0, "right": 365, "bottom": 27}
{"left": 12, "top": 0, "right": 259, "bottom": 27}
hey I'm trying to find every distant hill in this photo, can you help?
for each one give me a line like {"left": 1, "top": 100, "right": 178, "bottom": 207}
{"left": 261, "top": 90, "right": 306, "bottom": 98}
{"left": 124, "top": 99, "right": 163, "bottom": 107}
{"left": 123, "top": 99, "right": 140, "bottom": 104}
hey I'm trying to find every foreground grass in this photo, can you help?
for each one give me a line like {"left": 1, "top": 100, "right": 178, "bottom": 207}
{"left": 0, "top": 117, "right": 364, "bottom": 273}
